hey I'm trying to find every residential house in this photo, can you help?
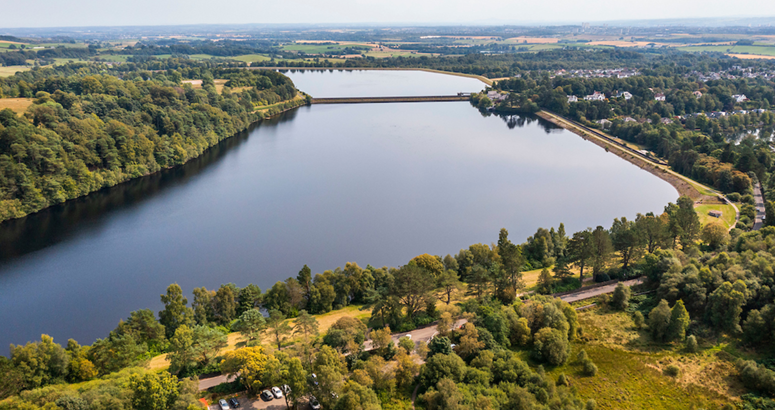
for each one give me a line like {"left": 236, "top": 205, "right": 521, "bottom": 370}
{"left": 615, "top": 91, "right": 633, "bottom": 100}
{"left": 567, "top": 95, "right": 578, "bottom": 103}
{"left": 584, "top": 91, "right": 605, "bottom": 101}
{"left": 623, "top": 117, "right": 637, "bottom": 123}
{"left": 487, "top": 91, "right": 507, "bottom": 103}
{"left": 732, "top": 94, "right": 748, "bottom": 103}
{"left": 596, "top": 119, "right": 612, "bottom": 128}
{"left": 654, "top": 93, "right": 666, "bottom": 101}
{"left": 693, "top": 91, "right": 703, "bottom": 99}
{"left": 660, "top": 118, "right": 673, "bottom": 125}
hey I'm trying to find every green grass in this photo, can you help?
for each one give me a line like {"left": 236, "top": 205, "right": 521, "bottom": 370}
{"left": 0, "top": 66, "right": 31, "bottom": 77}
{"left": 678, "top": 44, "right": 775, "bottom": 56}
{"left": 696, "top": 203, "right": 737, "bottom": 229}
{"left": 230, "top": 54, "right": 274, "bottom": 63}
{"left": 95, "top": 54, "right": 129, "bottom": 62}
{"left": 281, "top": 43, "right": 371, "bottom": 54}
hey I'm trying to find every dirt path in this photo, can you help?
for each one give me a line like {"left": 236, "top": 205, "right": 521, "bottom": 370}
{"left": 559, "top": 278, "right": 644, "bottom": 303}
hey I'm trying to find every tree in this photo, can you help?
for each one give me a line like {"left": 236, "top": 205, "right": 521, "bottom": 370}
{"left": 635, "top": 212, "right": 666, "bottom": 253}
{"left": 567, "top": 229, "right": 594, "bottom": 281}
{"left": 192, "top": 325, "right": 228, "bottom": 365}
{"left": 536, "top": 268, "right": 554, "bottom": 295}
{"left": 266, "top": 309, "right": 292, "bottom": 350}
{"left": 221, "top": 346, "right": 268, "bottom": 394}
{"left": 436, "top": 269, "right": 462, "bottom": 305}
{"left": 668, "top": 299, "right": 690, "bottom": 341}
{"left": 168, "top": 325, "right": 196, "bottom": 372}
{"left": 533, "top": 327, "right": 569, "bottom": 365}
{"left": 237, "top": 284, "right": 262, "bottom": 316}
{"left": 649, "top": 299, "right": 672, "bottom": 342}
{"left": 370, "top": 326, "right": 393, "bottom": 358}
{"left": 669, "top": 196, "right": 701, "bottom": 249}
{"left": 10, "top": 334, "right": 69, "bottom": 389}
{"left": 159, "top": 284, "right": 194, "bottom": 339}
{"left": 422, "top": 378, "right": 465, "bottom": 410}
{"left": 213, "top": 284, "right": 237, "bottom": 325}
{"left": 398, "top": 337, "right": 414, "bottom": 354}
{"left": 191, "top": 287, "right": 214, "bottom": 326}
{"left": 410, "top": 253, "right": 444, "bottom": 276}
{"left": 393, "top": 264, "right": 436, "bottom": 319}
{"left": 590, "top": 226, "right": 612, "bottom": 276}
{"left": 114, "top": 309, "right": 167, "bottom": 352}
{"left": 286, "top": 357, "right": 308, "bottom": 409}
{"left": 498, "top": 228, "right": 525, "bottom": 295}
{"left": 455, "top": 323, "right": 484, "bottom": 359}
{"left": 686, "top": 335, "right": 698, "bottom": 353}
{"left": 610, "top": 217, "right": 643, "bottom": 271}
{"left": 701, "top": 222, "right": 730, "bottom": 249}
{"left": 611, "top": 283, "right": 631, "bottom": 310}
{"left": 129, "top": 371, "right": 180, "bottom": 410}
{"left": 633, "top": 311, "right": 645, "bottom": 329}
{"left": 428, "top": 336, "right": 452, "bottom": 358}
{"left": 297, "top": 264, "right": 313, "bottom": 303}
{"left": 418, "top": 352, "right": 466, "bottom": 389}
{"left": 335, "top": 381, "right": 381, "bottom": 410}
{"left": 294, "top": 310, "right": 320, "bottom": 344}
{"left": 232, "top": 309, "right": 266, "bottom": 344}
{"left": 437, "top": 312, "right": 455, "bottom": 338}
{"left": 324, "top": 316, "right": 367, "bottom": 355}
{"left": 264, "top": 282, "right": 291, "bottom": 315}
{"left": 707, "top": 280, "right": 747, "bottom": 334}
{"left": 395, "top": 350, "right": 420, "bottom": 388}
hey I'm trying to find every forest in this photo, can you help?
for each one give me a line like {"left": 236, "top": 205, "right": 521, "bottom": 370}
{"left": 1, "top": 194, "right": 774, "bottom": 409}
{"left": 0, "top": 63, "right": 303, "bottom": 222}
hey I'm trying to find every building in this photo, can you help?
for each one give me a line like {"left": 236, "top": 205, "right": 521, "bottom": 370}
{"left": 693, "top": 91, "right": 703, "bottom": 99}
{"left": 660, "top": 118, "right": 673, "bottom": 125}
{"left": 708, "top": 210, "right": 723, "bottom": 218}
{"left": 732, "top": 94, "right": 748, "bottom": 103}
{"left": 596, "top": 119, "right": 612, "bottom": 127}
{"left": 487, "top": 91, "right": 507, "bottom": 103}
{"left": 615, "top": 91, "right": 633, "bottom": 100}
{"left": 584, "top": 91, "right": 605, "bottom": 101}
{"left": 567, "top": 95, "right": 578, "bottom": 103}
{"left": 654, "top": 93, "right": 666, "bottom": 101}
{"left": 623, "top": 117, "right": 637, "bottom": 123}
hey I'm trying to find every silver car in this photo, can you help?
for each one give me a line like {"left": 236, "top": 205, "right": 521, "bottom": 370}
{"left": 218, "top": 399, "right": 230, "bottom": 410}
{"left": 271, "top": 386, "right": 283, "bottom": 399}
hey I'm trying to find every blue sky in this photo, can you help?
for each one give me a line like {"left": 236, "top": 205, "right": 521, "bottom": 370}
{"left": 5, "top": 0, "right": 775, "bottom": 28}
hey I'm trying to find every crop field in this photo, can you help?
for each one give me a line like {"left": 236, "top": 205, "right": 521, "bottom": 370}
{"left": 0, "top": 66, "right": 31, "bottom": 77}
{"left": 0, "top": 98, "right": 33, "bottom": 115}
{"left": 678, "top": 44, "right": 775, "bottom": 56}
{"left": 281, "top": 42, "right": 371, "bottom": 54}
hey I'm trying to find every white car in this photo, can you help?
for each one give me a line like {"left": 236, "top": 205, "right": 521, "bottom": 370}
{"left": 218, "top": 399, "right": 230, "bottom": 410}
{"left": 282, "top": 384, "right": 291, "bottom": 395}
{"left": 271, "top": 386, "right": 283, "bottom": 399}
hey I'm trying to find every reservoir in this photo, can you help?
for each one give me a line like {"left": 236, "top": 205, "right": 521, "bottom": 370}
{"left": 0, "top": 70, "right": 677, "bottom": 353}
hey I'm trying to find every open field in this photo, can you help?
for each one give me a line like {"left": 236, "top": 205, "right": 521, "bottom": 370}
{"left": 696, "top": 203, "right": 737, "bottom": 229}
{"left": 0, "top": 66, "right": 31, "bottom": 77}
{"left": 0, "top": 98, "right": 33, "bottom": 115}
{"left": 505, "top": 37, "right": 559, "bottom": 44}
{"left": 678, "top": 44, "right": 775, "bottom": 56}
{"left": 729, "top": 53, "right": 775, "bottom": 60}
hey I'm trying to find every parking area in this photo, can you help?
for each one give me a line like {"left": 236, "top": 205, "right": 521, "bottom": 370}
{"left": 207, "top": 394, "right": 313, "bottom": 410}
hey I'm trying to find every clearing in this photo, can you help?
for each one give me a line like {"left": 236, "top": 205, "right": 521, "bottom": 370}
{"left": 695, "top": 203, "right": 737, "bottom": 230}
{"left": 0, "top": 98, "right": 33, "bottom": 115}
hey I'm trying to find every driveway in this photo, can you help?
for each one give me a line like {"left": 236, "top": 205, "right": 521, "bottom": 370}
{"left": 207, "top": 394, "right": 294, "bottom": 410}
{"left": 559, "top": 277, "right": 644, "bottom": 303}
{"left": 363, "top": 319, "right": 468, "bottom": 351}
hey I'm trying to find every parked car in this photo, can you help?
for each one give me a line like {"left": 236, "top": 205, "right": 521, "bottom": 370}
{"left": 260, "top": 390, "right": 274, "bottom": 401}
{"left": 310, "top": 396, "right": 322, "bottom": 410}
{"left": 218, "top": 399, "right": 230, "bottom": 410}
{"left": 310, "top": 373, "right": 319, "bottom": 386}
{"left": 271, "top": 386, "right": 283, "bottom": 399}
{"left": 228, "top": 398, "right": 240, "bottom": 408}
{"left": 282, "top": 384, "right": 291, "bottom": 395}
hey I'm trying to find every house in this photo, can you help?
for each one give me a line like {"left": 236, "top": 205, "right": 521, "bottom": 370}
{"left": 708, "top": 210, "right": 723, "bottom": 218}
{"left": 693, "top": 91, "right": 703, "bottom": 99}
{"left": 596, "top": 119, "right": 612, "bottom": 127}
{"left": 567, "top": 95, "right": 578, "bottom": 103}
{"left": 623, "top": 117, "right": 637, "bottom": 123}
{"left": 487, "top": 91, "right": 507, "bottom": 102}
{"left": 660, "top": 118, "right": 673, "bottom": 125}
{"left": 654, "top": 93, "right": 666, "bottom": 101}
{"left": 584, "top": 91, "right": 605, "bottom": 101}
{"left": 732, "top": 94, "right": 748, "bottom": 103}
{"left": 616, "top": 91, "right": 633, "bottom": 100}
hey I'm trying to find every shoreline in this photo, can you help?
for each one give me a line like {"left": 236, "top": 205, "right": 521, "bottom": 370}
{"left": 536, "top": 111, "right": 718, "bottom": 203}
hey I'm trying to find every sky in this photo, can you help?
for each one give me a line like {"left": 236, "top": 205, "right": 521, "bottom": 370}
{"left": 4, "top": 0, "right": 775, "bottom": 28}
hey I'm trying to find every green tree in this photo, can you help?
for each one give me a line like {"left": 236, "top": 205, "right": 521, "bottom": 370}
{"left": 129, "top": 371, "right": 180, "bottom": 410}
{"left": 701, "top": 222, "right": 729, "bottom": 249}
{"left": 635, "top": 212, "right": 666, "bottom": 253}
{"left": 611, "top": 283, "right": 631, "bottom": 310}
{"left": 237, "top": 284, "right": 262, "bottom": 316}
{"left": 266, "top": 309, "right": 292, "bottom": 350}
{"left": 10, "top": 334, "right": 69, "bottom": 389}
{"left": 498, "top": 228, "right": 525, "bottom": 295}
{"left": 536, "top": 268, "right": 554, "bottom": 295}
{"left": 649, "top": 299, "right": 672, "bottom": 342}
{"left": 668, "top": 299, "right": 691, "bottom": 341}
{"left": 159, "top": 284, "right": 194, "bottom": 339}
{"left": 213, "top": 284, "right": 237, "bottom": 325}
{"left": 610, "top": 217, "right": 643, "bottom": 271}
{"left": 422, "top": 378, "right": 465, "bottom": 410}
{"left": 436, "top": 269, "right": 462, "bottom": 305}
{"left": 533, "top": 327, "right": 569, "bottom": 365}
{"left": 191, "top": 287, "right": 214, "bottom": 326}
{"left": 633, "top": 311, "right": 645, "bottom": 329}
{"left": 232, "top": 309, "right": 266, "bottom": 344}
{"left": 410, "top": 253, "right": 444, "bottom": 276}
{"left": 707, "top": 280, "right": 747, "bottom": 334}
{"left": 335, "top": 381, "right": 381, "bottom": 410}
{"left": 168, "top": 325, "right": 196, "bottom": 372}
{"left": 669, "top": 196, "right": 701, "bottom": 249}
{"left": 567, "top": 229, "right": 594, "bottom": 281}
{"left": 590, "top": 226, "right": 612, "bottom": 276}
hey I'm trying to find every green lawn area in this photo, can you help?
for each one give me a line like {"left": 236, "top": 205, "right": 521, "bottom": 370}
{"left": 0, "top": 65, "right": 31, "bottom": 77}
{"left": 678, "top": 44, "right": 775, "bottom": 56}
{"left": 96, "top": 54, "right": 129, "bottom": 62}
{"left": 696, "top": 203, "right": 737, "bottom": 230}
{"left": 230, "top": 54, "right": 274, "bottom": 63}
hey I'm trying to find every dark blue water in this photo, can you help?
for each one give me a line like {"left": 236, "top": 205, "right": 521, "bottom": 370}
{"left": 0, "top": 71, "right": 677, "bottom": 353}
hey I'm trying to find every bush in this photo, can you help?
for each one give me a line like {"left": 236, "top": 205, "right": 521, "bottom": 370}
{"left": 664, "top": 364, "right": 680, "bottom": 377}
{"left": 742, "top": 194, "right": 755, "bottom": 205}
{"left": 577, "top": 349, "right": 588, "bottom": 363}
{"left": 633, "top": 311, "right": 645, "bottom": 329}
{"left": 611, "top": 283, "right": 631, "bottom": 310}
{"left": 595, "top": 274, "right": 611, "bottom": 283}
{"left": 728, "top": 192, "right": 741, "bottom": 202}
{"left": 557, "top": 373, "right": 568, "bottom": 386}
{"left": 584, "top": 360, "right": 598, "bottom": 376}
{"left": 737, "top": 359, "right": 775, "bottom": 395}
{"left": 686, "top": 335, "right": 698, "bottom": 353}
{"left": 586, "top": 399, "right": 597, "bottom": 410}
{"left": 533, "top": 327, "right": 570, "bottom": 366}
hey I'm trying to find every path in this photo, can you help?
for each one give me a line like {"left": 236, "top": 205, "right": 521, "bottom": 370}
{"left": 199, "top": 373, "right": 237, "bottom": 391}
{"left": 559, "top": 277, "right": 644, "bottom": 303}
{"left": 363, "top": 319, "right": 468, "bottom": 351}
{"left": 754, "top": 180, "right": 765, "bottom": 230}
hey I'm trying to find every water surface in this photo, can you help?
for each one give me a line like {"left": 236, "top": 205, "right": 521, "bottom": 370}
{"left": 0, "top": 71, "right": 677, "bottom": 353}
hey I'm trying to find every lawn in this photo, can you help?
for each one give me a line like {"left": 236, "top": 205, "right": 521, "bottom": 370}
{"left": 0, "top": 98, "right": 33, "bottom": 115}
{"left": 0, "top": 66, "right": 31, "bottom": 77}
{"left": 281, "top": 43, "right": 371, "bottom": 54}
{"left": 695, "top": 203, "right": 737, "bottom": 229}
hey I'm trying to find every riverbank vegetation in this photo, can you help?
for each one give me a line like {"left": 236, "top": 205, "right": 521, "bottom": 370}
{"left": 6, "top": 195, "right": 775, "bottom": 408}
{"left": 0, "top": 63, "right": 304, "bottom": 223}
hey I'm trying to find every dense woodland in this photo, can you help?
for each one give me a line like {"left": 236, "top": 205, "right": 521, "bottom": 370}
{"left": 0, "top": 64, "right": 302, "bottom": 222}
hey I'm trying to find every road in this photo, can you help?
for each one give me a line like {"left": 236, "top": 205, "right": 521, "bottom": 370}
{"left": 754, "top": 181, "right": 765, "bottom": 230}
{"left": 199, "top": 373, "right": 237, "bottom": 391}
{"left": 363, "top": 319, "right": 468, "bottom": 351}
{"left": 559, "top": 277, "right": 644, "bottom": 303}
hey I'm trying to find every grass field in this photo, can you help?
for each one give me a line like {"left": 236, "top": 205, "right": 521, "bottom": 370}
{"left": 0, "top": 66, "right": 31, "bottom": 77}
{"left": 678, "top": 44, "right": 775, "bottom": 56}
{"left": 0, "top": 98, "right": 33, "bottom": 115}
{"left": 281, "top": 43, "right": 371, "bottom": 54}
{"left": 545, "top": 308, "right": 737, "bottom": 409}
{"left": 696, "top": 203, "right": 737, "bottom": 229}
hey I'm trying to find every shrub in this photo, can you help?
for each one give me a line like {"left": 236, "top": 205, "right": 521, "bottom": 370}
{"left": 595, "top": 274, "right": 611, "bottom": 282}
{"left": 727, "top": 192, "right": 741, "bottom": 202}
{"left": 611, "top": 283, "right": 631, "bottom": 310}
{"left": 398, "top": 336, "right": 415, "bottom": 354}
{"left": 577, "top": 349, "right": 588, "bottom": 363}
{"left": 533, "top": 327, "right": 570, "bottom": 366}
{"left": 557, "top": 373, "right": 568, "bottom": 386}
{"left": 686, "top": 335, "right": 698, "bottom": 353}
{"left": 664, "top": 364, "right": 680, "bottom": 377}
{"left": 633, "top": 311, "right": 645, "bottom": 329}
{"left": 586, "top": 399, "right": 597, "bottom": 410}
{"left": 584, "top": 360, "right": 598, "bottom": 376}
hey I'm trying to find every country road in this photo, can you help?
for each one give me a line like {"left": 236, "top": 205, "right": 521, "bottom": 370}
{"left": 559, "top": 277, "right": 644, "bottom": 303}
